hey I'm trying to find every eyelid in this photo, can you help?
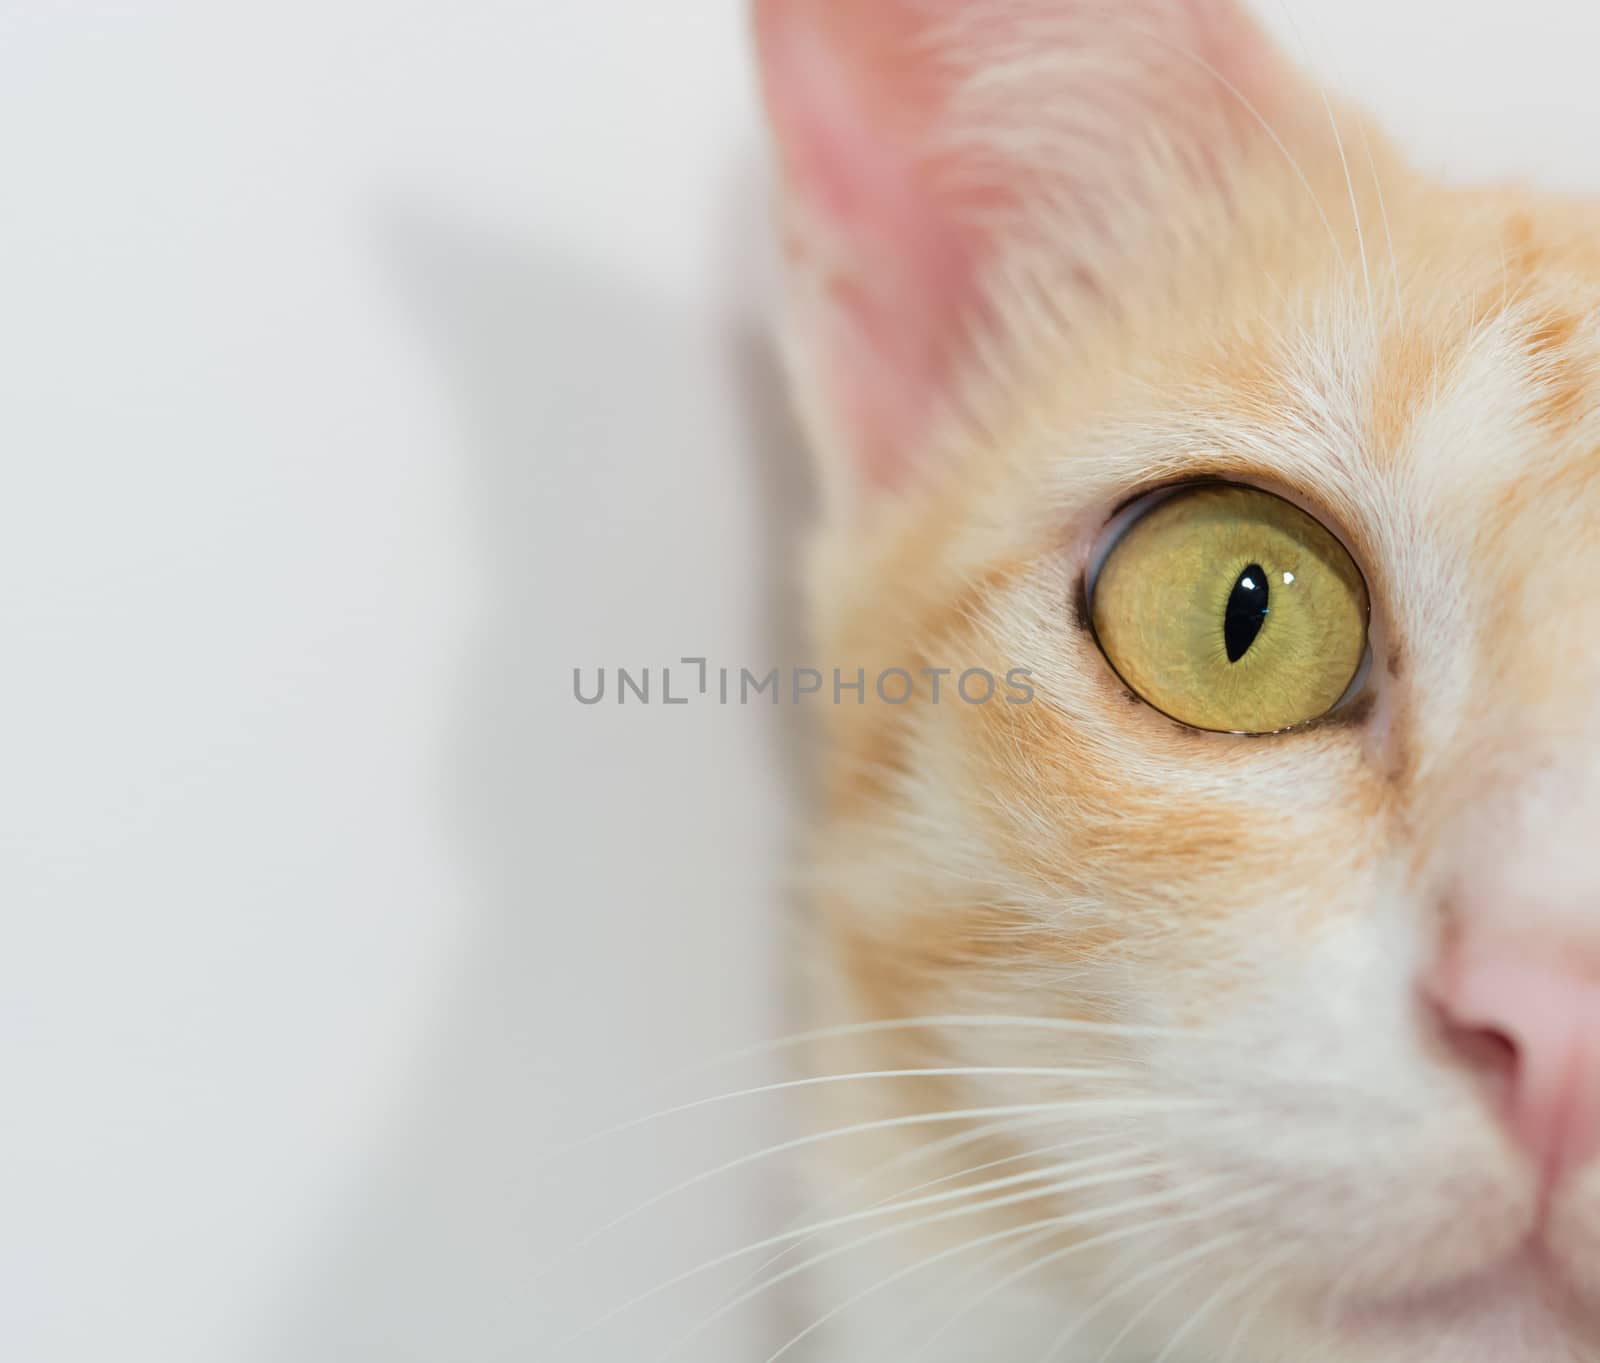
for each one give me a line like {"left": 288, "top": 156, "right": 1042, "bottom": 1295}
{"left": 1085, "top": 481, "right": 1204, "bottom": 601}
{"left": 1084, "top": 476, "right": 1372, "bottom": 605}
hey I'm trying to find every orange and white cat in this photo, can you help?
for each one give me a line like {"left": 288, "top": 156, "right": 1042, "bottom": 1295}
{"left": 754, "top": 1, "right": 1600, "bottom": 1359}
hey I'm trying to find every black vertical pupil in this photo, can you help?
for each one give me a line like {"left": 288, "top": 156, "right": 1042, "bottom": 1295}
{"left": 1224, "top": 563, "right": 1269, "bottom": 662}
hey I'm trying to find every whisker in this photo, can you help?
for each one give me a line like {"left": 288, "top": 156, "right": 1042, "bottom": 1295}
{"left": 727, "top": 1123, "right": 1123, "bottom": 1301}
{"left": 1272, "top": 0, "right": 1372, "bottom": 324}
{"left": 750, "top": 1178, "right": 1234, "bottom": 1363}
{"left": 544, "top": 1064, "right": 1142, "bottom": 1161}
{"left": 1076, "top": 1227, "right": 1254, "bottom": 1363}
{"left": 1277, "top": 0, "right": 1405, "bottom": 327}
{"left": 757, "top": 1218, "right": 1065, "bottom": 1363}
{"left": 1151, "top": 1244, "right": 1274, "bottom": 1363}
{"left": 1357, "top": 120, "right": 1404, "bottom": 324}
{"left": 895, "top": 1222, "right": 1066, "bottom": 1359}
{"left": 907, "top": 1221, "right": 1101, "bottom": 1361}
{"left": 1031, "top": 1184, "right": 1277, "bottom": 1362}
{"left": 1088, "top": 1255, "right": 1217, "bottom": 1363}
{"left": 698, "top": 1140, "right": 1161, "bottom": 1277}
{"left": 554, "top": 1012, "right": 1204, "bottom": 1124}
{"left": 851, "top": 1128, "right": 1125, "bottom": 1218}
{"left": 636, "top": 1163, "right": 1191, "bottom": 1363}
{"left": 1219, "top": 1247, "right": 1295, "bottom": 1363}
{"left": 532, "top": 1097, "right": 1203, "bottom": 1285}
{"left": 1137, "top": 30, "right": 1347, "bottom": 278}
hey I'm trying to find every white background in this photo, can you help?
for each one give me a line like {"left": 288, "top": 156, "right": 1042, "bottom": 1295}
{"left": 5, "top": 3, "right": 1600, "bottom": 1361}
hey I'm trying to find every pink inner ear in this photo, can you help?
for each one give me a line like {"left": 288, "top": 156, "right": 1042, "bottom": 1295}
{"left": 758, "top": 0, "right": 995, "bottom": 493}
{"left": 757, "top": 0, "right": 1297, "bottom": 500}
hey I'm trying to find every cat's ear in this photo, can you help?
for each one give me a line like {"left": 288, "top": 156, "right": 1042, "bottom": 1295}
{"left": 754, "top": 0, "right": 1310, "bottom": 510}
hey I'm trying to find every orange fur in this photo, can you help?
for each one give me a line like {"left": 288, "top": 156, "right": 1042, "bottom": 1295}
{"left": 757, "top": 3, "right": 1600, "bottom": 1359}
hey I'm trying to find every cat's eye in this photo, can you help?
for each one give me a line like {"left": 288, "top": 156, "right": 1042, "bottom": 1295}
{"left": 1088, "top": 483, "right": 1370, "bottom": 734}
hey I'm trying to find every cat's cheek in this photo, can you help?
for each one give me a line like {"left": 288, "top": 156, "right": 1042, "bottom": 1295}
{"left": 957, "top": 680, "right": 1382, "bottom": 953}
{"left": 1550, "top": 1174, "right": 1600, "bottom": 1300}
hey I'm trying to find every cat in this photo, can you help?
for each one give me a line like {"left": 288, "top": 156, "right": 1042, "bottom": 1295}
{"left": 751, "top": 1, "right": 1600, "bottom": 1359}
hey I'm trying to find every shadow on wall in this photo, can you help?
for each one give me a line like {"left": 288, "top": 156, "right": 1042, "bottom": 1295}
{"left": 263, "top": 172, "right": 819, "bottom": 1363}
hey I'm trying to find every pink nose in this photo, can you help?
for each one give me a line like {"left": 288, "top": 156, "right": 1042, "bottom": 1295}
{"left": 1429, "top": 946, "right": 1600, "bottom": 1184}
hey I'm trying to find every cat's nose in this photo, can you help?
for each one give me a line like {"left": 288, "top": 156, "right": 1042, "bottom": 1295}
{"left": 1427, "top": 944, "right": 1600, "bottom": 1185}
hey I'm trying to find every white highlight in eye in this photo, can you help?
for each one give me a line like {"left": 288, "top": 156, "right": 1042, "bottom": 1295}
{"left": 1282, "top": 571, "right": 1296, "bottom": 585}
{"left": 1240, "top": 576, "right": 1256, "bottom": 590}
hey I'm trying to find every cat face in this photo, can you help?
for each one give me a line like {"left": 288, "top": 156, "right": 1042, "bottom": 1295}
{"left": 757, "top": 2, "right": 1600, "bottom": 1359}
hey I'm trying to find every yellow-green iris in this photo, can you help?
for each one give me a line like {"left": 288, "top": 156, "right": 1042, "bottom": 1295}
{"left": 1090, "top": 483, "right": 1369, "bottom": 733}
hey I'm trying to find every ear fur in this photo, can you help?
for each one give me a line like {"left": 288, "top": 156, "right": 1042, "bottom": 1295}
{"left": 754, "top": 0, "right": 1317, "bottom": 513}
